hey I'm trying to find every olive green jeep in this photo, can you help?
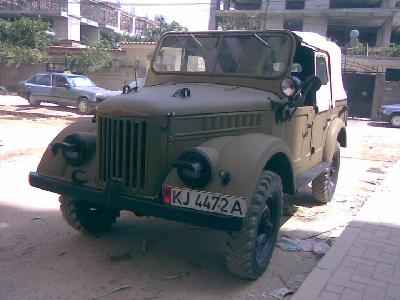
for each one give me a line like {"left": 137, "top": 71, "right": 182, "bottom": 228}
{"left": 29, "top": 30, "right": 347, "bottom": 280}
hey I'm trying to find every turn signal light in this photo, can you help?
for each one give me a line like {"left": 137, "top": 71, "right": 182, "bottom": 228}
{"left": 163, "top": 186, "right": 172, "bottom": 205}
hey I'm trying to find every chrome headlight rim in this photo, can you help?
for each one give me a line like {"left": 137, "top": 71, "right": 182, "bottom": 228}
{"left": 281, "top": 76, "right": 301, "bottom": 97}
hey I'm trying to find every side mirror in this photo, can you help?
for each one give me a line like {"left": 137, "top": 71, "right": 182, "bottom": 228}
{"left": 304, "top": 75, "right": 322, "bottom": 93}
{"left": 64, "top": 83, "right": 71, "bottom": 89}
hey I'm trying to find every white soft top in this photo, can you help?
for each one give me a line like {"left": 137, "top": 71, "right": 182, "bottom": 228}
{"left": 294, "top": 31, "right": 347, "bottom": 102}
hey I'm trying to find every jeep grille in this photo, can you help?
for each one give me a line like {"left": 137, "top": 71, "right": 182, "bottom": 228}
{"left": 98, "top": 115, "right": 147, "bottom": 192}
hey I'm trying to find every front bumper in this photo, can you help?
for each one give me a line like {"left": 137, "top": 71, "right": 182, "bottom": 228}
{"left": 29, "top": 172, "right": 243, "bottom": 231}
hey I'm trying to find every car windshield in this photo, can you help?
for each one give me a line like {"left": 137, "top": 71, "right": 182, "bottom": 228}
{"left": 152, "top": 33, "right": 292, "bottom": 78}
{"left": 67, "top": 76, "right": 96, "bottom": 87}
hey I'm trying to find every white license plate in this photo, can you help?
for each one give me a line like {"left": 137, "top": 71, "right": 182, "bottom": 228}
{"left": 170, "top": 188, "right": 246, "bottom": 217}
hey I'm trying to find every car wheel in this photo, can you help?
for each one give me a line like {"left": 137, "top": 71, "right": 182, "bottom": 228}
{"left": 59, "top": 196, "right": 120, "bottom": 235}
{"left": 225, "top": 171, "right": 282, "bottom": 280}
{"left": 390, "top": 114, "right": 400, "bottom": 128}
{"left": 312, "top": 142, "right": 340, "bottom": 204}
{"left": 77, "top": 98, "right": 91, "bottom": 114}
{"left": 27, "top": 93, "right": 41, "bottom": 107}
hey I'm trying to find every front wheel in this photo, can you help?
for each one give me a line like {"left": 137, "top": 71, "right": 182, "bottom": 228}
{"left": 225, "top": 171, "right": 283, "bottom": 280}
{"left": 59, "top": 196, "right": 119, "bottom": 235}
{"left": 390, "top": 114, "right": 400, "bottom": 128}
{"left": 312, "top": 142, "right": 341, "bottom": 203}
{"left": 27, "top": 93, "right": 41, "bottom": 107}
{"left": 77, "top": 98, "right": 92, "bottom": 115}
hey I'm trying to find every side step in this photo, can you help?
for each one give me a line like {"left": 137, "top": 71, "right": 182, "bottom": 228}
{"left": 295, "top": 162, "right": 329, "bottom": 191}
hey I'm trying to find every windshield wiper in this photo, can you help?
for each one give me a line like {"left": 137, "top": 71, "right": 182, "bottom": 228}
{"left": 189, "top": 34, "right": 207, "bottom": 56}
{"left": 254, "top": 34, "right": 275, "bottom": 53}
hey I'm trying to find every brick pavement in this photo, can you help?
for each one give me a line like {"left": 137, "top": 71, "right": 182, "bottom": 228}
{"left": 292, "top": 161, "right": 400, "bottom": 300}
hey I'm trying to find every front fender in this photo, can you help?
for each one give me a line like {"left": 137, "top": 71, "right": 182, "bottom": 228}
{"left": 323, "top": 117, "right": 346, "bottom": 163}
{"left": 163, "top": 133, "right": 293, "bottom": 206}
{"left": 36, "top": 118, "right": 96, "bottom": 181}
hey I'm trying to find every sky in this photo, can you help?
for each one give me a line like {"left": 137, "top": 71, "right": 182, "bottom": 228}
{"left": 120, "top": 0, "right": 212, "bottom": 31}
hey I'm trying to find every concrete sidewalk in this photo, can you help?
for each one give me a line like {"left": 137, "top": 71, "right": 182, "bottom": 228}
{"left": 292, "top": 161, "right": 400, "bottom": 300}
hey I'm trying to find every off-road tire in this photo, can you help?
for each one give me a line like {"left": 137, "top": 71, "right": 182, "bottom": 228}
{"left": 77, "top": 97, "right": 91, "bottom": 115}
{"left": 312, "top": 142, "right": 341, "bottom": 203}
{"left": 390, "top": 114, "right": 400, "bottom": 128}
{"left": 59, "top": 196, "right": 119, "bottom": 235}
{"left": 27, "top": 93, "right": 41, "bottom": 107}
{"left": 225, "top": 171, "right": 283, "bottom": 280}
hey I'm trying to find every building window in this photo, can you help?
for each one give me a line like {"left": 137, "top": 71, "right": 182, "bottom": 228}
{"left": 385, "top": 69, "right": 400, "bottom": 81}
{"left": 285, "top": 0, "right": 305, "bottom": 10}
{"left": 284, "top": 20, "right": 303, "bottom": 31}
{"left": 329, "top": 0, "right": 380, "bottom": 8}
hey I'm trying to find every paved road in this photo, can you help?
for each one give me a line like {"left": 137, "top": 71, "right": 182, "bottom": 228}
{"left": 1, "top": 96, "right": 399, "bottom": 300}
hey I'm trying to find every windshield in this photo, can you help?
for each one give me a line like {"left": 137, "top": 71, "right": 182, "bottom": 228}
{"left": 152, "top": 33, "right": 292, "bottom": 78}
{"left": 67, "top": 76, "right": 96, "bottom": 87}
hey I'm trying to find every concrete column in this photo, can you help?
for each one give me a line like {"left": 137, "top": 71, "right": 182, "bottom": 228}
{"left": 371, "top": 73, "right": 385, "bottom": 119}
{"left": 303, "top": 17, "right": 328, "bottom": 36}
{"left": 208, "top": 0, "right": 218, "bottom": 29}
{"left": 265, "top": 16, "right": 284, "bottom": 29}
{"left": 305, "top": 0, "right": 330, "bottom": 10}
{"left": 68, "top": 17, "right": 81, "bottom": 42}
{"left": 377, "top": 17, "right": 393, "bottom": 46}
{"left": 67, "top": 0, "right": 80, "bottom": 17}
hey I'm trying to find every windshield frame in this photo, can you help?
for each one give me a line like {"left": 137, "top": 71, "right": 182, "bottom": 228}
{"left": 151, "top": 30, "right": 295, "bottom": 80}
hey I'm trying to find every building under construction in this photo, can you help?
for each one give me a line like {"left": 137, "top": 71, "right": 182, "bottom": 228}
{"left": 209, "top": 0, "right": 400, "bottom": 119}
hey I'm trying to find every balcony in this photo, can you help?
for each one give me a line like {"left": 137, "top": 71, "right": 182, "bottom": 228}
{"left": 0, "top": 0, "right": 67, "bottom": 15}
{"left": 81, "top": 0, "right": 100, "bottom": 23}
{"left": 120, "top": 12, "right": 133, "bottom": 33}
{"left": 99, "top": 2, "right": 118, "bottom": 28}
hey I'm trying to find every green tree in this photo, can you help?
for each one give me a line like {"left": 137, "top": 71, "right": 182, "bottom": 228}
{"left": 143, "top": 15, "right": 187, "bottom": 42}
{"left": 67, "top": 43, "right": 116, "bottom": 74}
{"left": 0, "top": 17, "right": 51, "bottom": 65}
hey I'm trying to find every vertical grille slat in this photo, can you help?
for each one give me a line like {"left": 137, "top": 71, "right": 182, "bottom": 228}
{"left": 98, "top": 116, "right": 148, "bottom": 192}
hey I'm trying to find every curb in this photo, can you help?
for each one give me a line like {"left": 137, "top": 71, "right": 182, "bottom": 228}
{"left": 291, "top": 160, "right": 400, "bottom": 300}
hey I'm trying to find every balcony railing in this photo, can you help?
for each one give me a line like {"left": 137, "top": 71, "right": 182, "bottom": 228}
{"left": 0, "top": 0, "right": 67, "bottom": 13}
{"left": 100, "top": 3, "right": 118, "bottom": 27}
{"left": 120, "top": 13, "right": 133, "bottom": 33}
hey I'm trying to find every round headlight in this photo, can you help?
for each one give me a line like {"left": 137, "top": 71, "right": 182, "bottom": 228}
{"left": 62, "top": 133, "right": 95, "bottom": 166}
{"left": 175, "top": 148, "right": 212, "bottom": 188}
{"left": 281, "top": 76, "right": 301, "bottom": 97}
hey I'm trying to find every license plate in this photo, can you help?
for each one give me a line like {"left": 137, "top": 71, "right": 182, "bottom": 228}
{"left": 170, "top": 188, "right": 246, "bottom": 217}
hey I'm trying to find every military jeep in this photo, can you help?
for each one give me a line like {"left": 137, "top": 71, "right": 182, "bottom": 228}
{"left": 29, "top": 30, "right": 347, "bottom": 280}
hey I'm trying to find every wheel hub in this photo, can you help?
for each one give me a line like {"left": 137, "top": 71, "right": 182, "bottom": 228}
{"left": 256, "top": 208, "right": 274, "bottom": 260}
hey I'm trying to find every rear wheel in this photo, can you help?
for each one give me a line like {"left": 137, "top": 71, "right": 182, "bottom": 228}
{"left": 59, "top": 196, "right": 119, "bottom": 235}
{"left": 225, "top": 171, "right": 283, "bottom": 280}
{"left": 390, "top": 114, "right": 400, "bottom": 128}
{"left": 312, "top": 142, "right": 341, "bottom": 203}
{"left": 27, "top": 93, "right": 41, "bottom": 107}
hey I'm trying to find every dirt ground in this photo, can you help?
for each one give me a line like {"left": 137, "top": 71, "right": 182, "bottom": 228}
{"left": 1, "top": 95, "right": 400, "bottom": 300}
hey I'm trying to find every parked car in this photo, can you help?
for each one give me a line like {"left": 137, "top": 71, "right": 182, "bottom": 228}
{"left": 378, "top": 104, "right": 400, "bottom": 128}
{"left": 29, "top": 30, "right": 347, "bottom": 280}
{"left": 122, "top": 77, "right": 146, "bottom": 93}
{"left": 18, "top": 72, "right": 120, "bottom": 114}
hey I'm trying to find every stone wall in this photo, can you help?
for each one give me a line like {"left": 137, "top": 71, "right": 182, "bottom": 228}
{"left": 0, "top": 64, "right": 47, "bottom": 91}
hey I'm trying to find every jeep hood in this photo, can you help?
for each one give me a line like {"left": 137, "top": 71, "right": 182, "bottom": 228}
{"left": 98, "top": 83, "right": 279, "bottom": 117}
